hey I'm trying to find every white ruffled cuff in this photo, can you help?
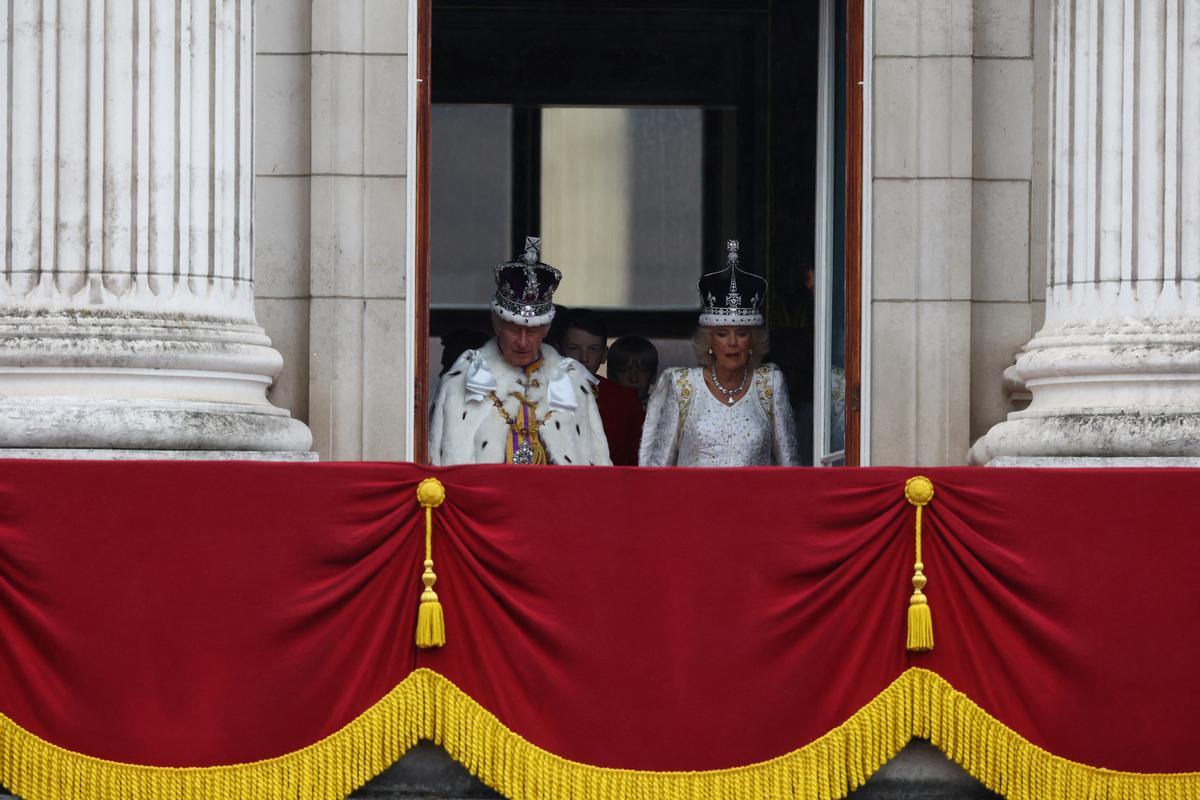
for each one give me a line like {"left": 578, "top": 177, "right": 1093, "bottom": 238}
{"left": 463, "top": 352, "right": 498, "bottom": 402}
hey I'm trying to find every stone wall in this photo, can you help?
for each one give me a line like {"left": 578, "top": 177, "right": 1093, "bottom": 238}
{"left": 967, "top": 0, "right": 1046, "bottom": 450}
{"left": 255, "top": 0, "right": 413, "bottom": 461}
{"left": 254, "top": 0, "right": 1052, "bottom": 465}
{"left": 869, "top": 0, "right": 1048, "bottom": 465}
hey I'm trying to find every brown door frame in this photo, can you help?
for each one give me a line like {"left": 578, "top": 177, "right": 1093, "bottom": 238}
{"left": 411, "top": 0, "right": 865, "bottom": 466}
{"left": 843, "top": 0, "right": 864, "bottom": 466}
{"left": 413, "top": 0, "right": 432, "bottom": 464}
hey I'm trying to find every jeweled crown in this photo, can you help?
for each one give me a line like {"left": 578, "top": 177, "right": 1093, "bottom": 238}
{"left": 491, "top": 236, "right": 562, "bottom": 327}
{"left": 697, "top": 240, "right": 766, "bottom": 327}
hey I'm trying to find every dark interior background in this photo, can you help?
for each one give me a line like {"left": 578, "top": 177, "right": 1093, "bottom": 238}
{"left": 429, "top": 0, "right": 824, "bottom": 462}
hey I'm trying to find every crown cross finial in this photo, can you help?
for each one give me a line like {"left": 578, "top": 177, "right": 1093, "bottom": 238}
{"left": 521, "top": 236, "right": 542, "bottom": 300}
{"left": 522, "top": 236, "right": 542, "bottom": 265}
{"left": 726, "top": 240, "right": 740, "bottom": 296}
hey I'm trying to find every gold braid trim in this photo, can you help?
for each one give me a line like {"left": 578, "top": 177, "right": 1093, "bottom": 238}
{"left": 0, "top": 668, "right": 1196, "bottom": 800}
{"left": 672, "top": 368, "right": 693, "bottom": 430}
{"left": 753, "top": 365, "right": 773, "bottom": 422}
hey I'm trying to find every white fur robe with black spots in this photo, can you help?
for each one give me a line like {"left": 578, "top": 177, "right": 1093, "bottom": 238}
{"left": 429, "top": 340, "right": 612, "bottom": 466}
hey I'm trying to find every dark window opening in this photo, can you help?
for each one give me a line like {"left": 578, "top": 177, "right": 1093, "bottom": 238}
{"left": 427, "top": 0, "right": 847, "bottom": 466}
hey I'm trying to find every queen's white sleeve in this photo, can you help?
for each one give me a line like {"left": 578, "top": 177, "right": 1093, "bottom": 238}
{"left": 638, "top": 370, "right": 683, "bottom": 466}
{"left": 769, "top": 366, "right": 801, "bottom": 466}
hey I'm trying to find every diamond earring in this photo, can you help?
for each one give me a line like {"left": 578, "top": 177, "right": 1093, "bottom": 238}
{"left": 748, "top": 348, "right": 754, "bottom": 356}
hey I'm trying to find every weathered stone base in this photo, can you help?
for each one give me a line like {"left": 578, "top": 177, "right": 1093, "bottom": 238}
{"left": 988, "top": 456, "right": 1200, "bottom": 467}
{"left": 971, "top": 410, "right": 1200, "bottom": 465}
{"left": 0, "top": 397, "right": 313, "bottom": 452}
{"left": 974, "top": 314, "right": 1200, "bottom": 466}
{"left": 848, "top": 741, "right": 1000, "bottom": 800}
{"left": 0, "top": 449, "right": 317, "bottom": 461}
{"left": 0, "top": 309, "right": 313, "bottom": 452}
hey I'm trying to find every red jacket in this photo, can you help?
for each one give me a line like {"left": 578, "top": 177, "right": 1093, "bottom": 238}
{"left": 596, "top": 376, "right": 645, "bottom": 466}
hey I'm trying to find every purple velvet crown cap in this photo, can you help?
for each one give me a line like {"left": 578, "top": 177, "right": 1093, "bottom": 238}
{"left": 491, "top": 236, "right": 562, "bottom": 327}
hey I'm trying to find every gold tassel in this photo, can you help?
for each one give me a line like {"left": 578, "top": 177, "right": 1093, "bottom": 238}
{"left": 904, "top": 476, "right": 935, "bottom": 652}
{"left": 416, "top": 478, "right": 447, "bottom": 649}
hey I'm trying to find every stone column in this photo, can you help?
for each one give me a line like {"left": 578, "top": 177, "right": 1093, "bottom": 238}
{"left": 0, "top": 0, "right": 311, "bottom": 455}
{"left": 974, "top": 0, "right": 1200, "bottom": 465}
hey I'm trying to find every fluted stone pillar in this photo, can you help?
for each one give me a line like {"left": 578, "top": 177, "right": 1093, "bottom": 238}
{"left": 974, "top": 0, "right": 1200, "bottom": 465}
{"left": 0, "top": 0, "right": 311, "bottom": 455}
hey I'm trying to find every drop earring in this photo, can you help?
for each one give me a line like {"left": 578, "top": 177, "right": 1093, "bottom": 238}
{"left": 748, "top": 348, "right": 754, "bottom": 356}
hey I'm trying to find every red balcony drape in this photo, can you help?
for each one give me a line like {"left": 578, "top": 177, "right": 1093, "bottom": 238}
{"left": 0, "top": 461, "right": 1195, "bottom": 799}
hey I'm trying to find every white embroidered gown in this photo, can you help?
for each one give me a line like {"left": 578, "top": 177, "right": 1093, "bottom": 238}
{"left": 638, "top": 364, "right": 800, "bottom": 467}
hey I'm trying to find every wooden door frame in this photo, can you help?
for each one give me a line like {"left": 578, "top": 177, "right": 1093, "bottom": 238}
{"left": 843, "top": 0, "right": 864, "bottom": 466}
{"left": 413, "top": 0, "right": 432, "bottom": 464}
{"left": 410, "top": 0, "right": 866, "bottom": 465}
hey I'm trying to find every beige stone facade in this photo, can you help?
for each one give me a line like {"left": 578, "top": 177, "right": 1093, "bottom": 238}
{"left": 255, "top": 0, "right": 413, "bottom": 461}
{"left": 868, "top": 0, "right": 1047, "bottom": 465}
{"left": 251, "top": 0, "right": 1198, "bottom": 466}
{"left": 0, "top": 0, "right": 1191, "bottom": 464}
{"left": 252, "top": 0, "right": 1044, "bottom": 465}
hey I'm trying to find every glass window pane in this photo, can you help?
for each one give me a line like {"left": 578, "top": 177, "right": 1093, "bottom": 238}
{"left": 540, "top": 107, "right": 703, "bottom": 309}
{"left": 430, "top": 105, "right": 513, "bottom": 305}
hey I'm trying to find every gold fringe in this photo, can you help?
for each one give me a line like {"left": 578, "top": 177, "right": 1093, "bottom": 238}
{"left": 0, "top": 671, "right": 428, "bottom": 800}
{"left": 0, "top": 668, "right": 1196, "bottom": 800}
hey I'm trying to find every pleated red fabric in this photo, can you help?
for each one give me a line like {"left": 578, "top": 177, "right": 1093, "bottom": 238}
{"left": 0, "top": 461, "right": 1195, "bottom": 774}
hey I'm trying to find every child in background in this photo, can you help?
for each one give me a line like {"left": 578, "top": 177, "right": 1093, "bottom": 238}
{"left": 608, "top": 336, "right": 659, "bottom": 411}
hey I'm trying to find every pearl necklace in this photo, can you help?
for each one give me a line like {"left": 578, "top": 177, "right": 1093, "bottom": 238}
{"left": 710, "top": 366, "right": 749, "bottom": 404}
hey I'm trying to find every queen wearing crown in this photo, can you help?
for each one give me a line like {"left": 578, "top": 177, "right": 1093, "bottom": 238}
{"left": 429, "top": 238, "right": 612, "bottom": 467}
{"left": 638, "top": 241, "right": 799, "bottom": 467}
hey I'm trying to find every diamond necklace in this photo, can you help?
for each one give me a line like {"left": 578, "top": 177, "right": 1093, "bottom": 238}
{"left": 710, "top": 366, "right": 749, "bottom": 404}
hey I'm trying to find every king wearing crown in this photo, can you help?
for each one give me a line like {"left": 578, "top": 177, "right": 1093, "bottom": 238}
{"left": 429, "top": 238, "right": 612, "bottom": 467}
